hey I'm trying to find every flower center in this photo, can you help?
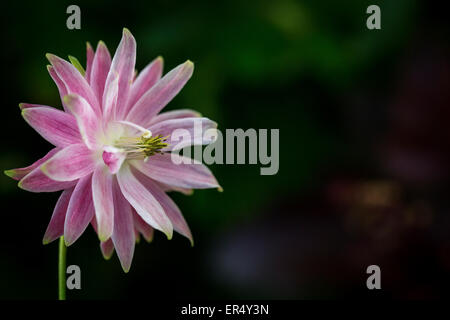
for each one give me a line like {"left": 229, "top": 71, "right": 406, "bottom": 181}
{"left": 100, "top": 121, "right": 170, "bottom": 174}
{"left": 114, "top": 133, "right": 169, "bottom": 161}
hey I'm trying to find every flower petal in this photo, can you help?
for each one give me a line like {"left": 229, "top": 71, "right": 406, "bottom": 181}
{"left": 64, "top": 174, "right": 95, "bottom": 246}
{"left": 21, "top": 105, "right": 82, "bottom": 147}
{"left": 149, "top": 109, "right": 201, "bottom": 126}
{"left": 91, "top": 197, "right": 115, "bottom": 260}
{"left": 104, "top": 28, "right": 136, "bottom": 120}
{"left": 155, "top": 181, "right": 194, "bottom": 196}
{"left": 92, "top": 165, "right": 114, "bottom": 241}
{"left": 41, "top": 144, "right": 96, "bottom": 181}
{"left": 5, "top": 148, "right": 60, "bottom": 181}
{"left": 46, "top": 53, "right": 100, "bottom": 113}
{"left": 102, "top": 146, "right": 125, "bottom": 174}
{"left": 100, "top": 239, "right": 115, "bottom": 260}
{"left": 126, "top": 60, "right": 194, "bottom": 127}
{"left": 135, "top": 170, "right": 193, "bottom": 244}
{"left": 149, "top": 117, "right": 217, "bottom": 151}
{"left": 117, "top": 163, "right": 173, "bottom": 239}
{"left": 131, "top": 153, "right": 219, "bottom": 189}
{"left": 43, "top": 187, "right": 74, "bottom": 244}
{"left": 47, "top": 66, "right": 70, "bottom": 113}
{"left": 133, "top": 210, "right": 154, "bottom": 242}
{"left": 111, "top": 177, "right": 135, "bottom": 272}
{"left": 68, "top": 55, "right": 85, "bottom": 76}
{"left": 134, "top": 229, "right": 141, "bottom": 243}
{"left": 18, "top": 166, "right": 77, "bottom": 192}
{"left": 85, "top": 42, "right": 95, "bottom": 84}
{"left": 125, "top": 56, "right": 163, "bottom": 114}
{"left": 90, "top": 41, "right": 112, "bottom": 106}
{"left": 64, "top": 94, "right": 102, "bottom": 149}
{"left": 102, "top": 71, "right": 119, "bottom": 123}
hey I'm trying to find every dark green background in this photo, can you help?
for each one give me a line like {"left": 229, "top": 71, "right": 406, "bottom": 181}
{"left": 1, "top": 0, "right": 449, "bottom": 299}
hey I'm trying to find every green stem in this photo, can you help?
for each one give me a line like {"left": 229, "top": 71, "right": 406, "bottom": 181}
{"left": 58, "top": 236, "right": 66, "bottom": 300}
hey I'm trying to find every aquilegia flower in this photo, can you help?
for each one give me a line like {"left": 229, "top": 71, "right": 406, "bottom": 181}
{"left": 5, "top": 28, "right": 220, "bottom": 272}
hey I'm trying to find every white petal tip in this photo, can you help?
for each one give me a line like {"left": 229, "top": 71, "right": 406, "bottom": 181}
{"left": 122, "top": 28, "right": 133, "bottom": 37}
{"left": 45, "top": 53, "right": 58, "bottom": 64}
{"left": 102, "top": 253, "right": 113, "bottom": 261}
{"left": 121, "top": 265, "right": 131, "bottom": 273}
{"left": 98, "top": 234, "right": 111, "bottom": 243}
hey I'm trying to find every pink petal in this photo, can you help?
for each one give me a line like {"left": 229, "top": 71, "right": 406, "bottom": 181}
{"left": 149, "top": 109, "right": 201, "bottom": 126}
{"left": 126, "top": 60, "right": 194, "bottom": 127}
{"left": 43, "top": 187, "right": 74, "bottom": 244}
{"left": 92, "top": 165, "right": 114, "bottom": 241}
{"left": 46, "top": 53, "right": 100, "bottom": 113}
{"left": 134, "top": 229, "right": 141, "bottom": 243}
{"left": 102, "top": 71, "right": 119, "bottom": 123}
{"left": 47, "top": 66, "right": 70, "bottom": 113}
{"left": 5, "top": 148, "right": 60, "bottom": 181}
{"left": 102, "top": 146, "right": 125, "bottom": 174}
{"left": 155, "top": 181, "right": 194, "bottom": 196}
{"left": 131, "top": 153, "right": 219, "bottom": 189}
{"left": 18, "top": 165, "right": 77, "bottom": 192}
{"left": 125, "top": 56, "right": 163, "bottom": 114}
{"left": 111, "top": 177, "right": 135, "bottom": 272}
{"left": 133, "top": 210, "right": 154, "bottom": 242}
{"left": 64, "top": 174, "right": 95, "bottom": 246}
{"left": 100, "top": 239, "right": 115, "bottom": 260}
{"left": 18, "top": 103, "right": 37, "bottom": 110}
{"left": 63, "top": 94, "right": 102, "bottom": 149}
{"left": 117, "top": 163, "right": 173, "bottom": 239}
{"left": 148, "top": 117, "right": 217, "bottom": 150}
{"left": 21, "top": 105, "right": 82, "bottom": 147}
{"left": 41, "top": 144, "right": 96, "bottom": 182}
{"left": 85, "top": 42, "right": 95, "bottom": 84}
{"left": 92, "top": 215, "right": 115, "bottom": 259}
{"left": 90, "top": 41, "right": 112, "bottom": 106}
{"left": 135, "top": 170, "right": 193, "bottom": 244}
{"left": 104, "top": 28, "right": 136, "bottom": 120}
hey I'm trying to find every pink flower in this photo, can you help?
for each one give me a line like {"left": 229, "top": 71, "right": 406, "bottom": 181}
{"left": 5, "top": 28, "right": 220, "bottom": 272}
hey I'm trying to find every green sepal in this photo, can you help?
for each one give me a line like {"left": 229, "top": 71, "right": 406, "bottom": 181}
{"left": 68, "top": 55, "right": 85, "bottom": 76}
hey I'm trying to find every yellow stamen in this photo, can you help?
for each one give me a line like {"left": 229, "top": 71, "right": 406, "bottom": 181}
{"left": 115, "top": 133, "right": 169, "bottom": 160}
